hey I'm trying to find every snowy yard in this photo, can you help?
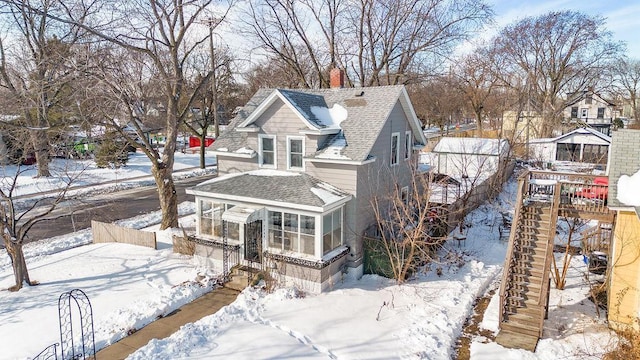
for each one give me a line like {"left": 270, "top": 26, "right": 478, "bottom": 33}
{"left": 0, "top": 155, "right": 620, "bottom": 359}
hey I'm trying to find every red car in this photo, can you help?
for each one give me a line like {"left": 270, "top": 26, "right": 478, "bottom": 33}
{"left": 575, "top": 177, "right": 608, "bottom": 201}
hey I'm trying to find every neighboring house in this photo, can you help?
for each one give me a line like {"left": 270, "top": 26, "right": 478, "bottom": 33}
{"left": 606, "top": 129, "right": 640, "bottom": 330}
{"left": 564, "top": 89, "right": 619, "bottom": 136}
{"left": 186, "top": 69, "right": 427, "bottom": 293}
{"left": 430, "top": 137, "right": 510, "bottom": 182}
{"left": 528, "top": 127, "right": 611, "bottom": 166}
{"left": 502, "top": 110, "right": 544, "bottom": 142}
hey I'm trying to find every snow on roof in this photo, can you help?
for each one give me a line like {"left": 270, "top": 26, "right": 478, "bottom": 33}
{"left": 617, "top": 169, "right": 640, "bottom": 206}
{"left": 433, "top": 137, "right": 507, "bottom": 155}
{"left": 316, "top": 133, "right": 349, "bottom": 159}
{"left": 310, "top": 104, "right": 348, "bottom": 129}
{"left": 310, "top": 181, "right": 346, "bottom": 205}
{"left": 235, "top": 147, "right": 255, "bottom": 155}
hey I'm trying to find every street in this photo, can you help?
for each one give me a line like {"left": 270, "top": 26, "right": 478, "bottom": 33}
{"left": 25, "top": 174, "right": 217, "bottom": 243}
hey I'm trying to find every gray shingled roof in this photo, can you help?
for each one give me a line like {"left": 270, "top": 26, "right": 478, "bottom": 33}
{"left": 211, "top": 85, "right": 415, "bottom": 162}
{"left": 190, "top": 170, "right": 350, "bottom": 208}
{"left": 278, "top": 90, "right": 329, "bottom": 128}
{"left": 608, "top": 129, "right": 640, "bottom": 213}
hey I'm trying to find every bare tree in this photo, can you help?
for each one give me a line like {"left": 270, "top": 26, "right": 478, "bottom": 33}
{"left": 550, "top": 216, "right": 587, "bottom": 290}
{"left": 407, "top": 75, "right": 464, "bottom": 130}
{"left": 491, "top": 10, "right": 623, "bottom": 137}
{"left": 57, "top": 0, "right": 235, "bottom": 229}
{"left": 243, "top": 0, "right": 493, "bottom": 88}
{"left": 0, "top": 0, "right": 92, "bottom": 177}
{"left": 0, "top": 147, "right": 87, "bottom": 291}
{"left": 450, "top": 46, "right": 500, "bottom": 136}
{"left": 184, "top": 44, "right": 240, "bottom": 168}
{"left": 612, "top": 57, "right": 640, "bottom": 124}
{"left": 367, "top": 167, "right": 448, "bottom": 283}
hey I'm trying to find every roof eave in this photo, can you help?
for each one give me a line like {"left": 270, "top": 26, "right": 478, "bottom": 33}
{"left": 208, "top": 150, "right": 256, "bottom": 159}
{"left": 186, "top": 189, "right": 352, "bottom": 213}
{"left": 235, "top": 126, "right": 260, "bottom": 133}
{"left": 306, "top": 156, "right": 377, "bottom": 165}
{"left": 299, "top": 128, "right": 341, "bottom": 136}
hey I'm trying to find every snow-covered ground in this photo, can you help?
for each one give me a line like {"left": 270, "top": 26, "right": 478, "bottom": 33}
{"left": 0, "top": 154, "right": 619, "bottom": 359}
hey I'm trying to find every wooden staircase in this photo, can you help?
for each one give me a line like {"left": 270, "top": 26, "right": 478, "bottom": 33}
{"left": 496, "top": 178, "right": 559, "bottom": 351}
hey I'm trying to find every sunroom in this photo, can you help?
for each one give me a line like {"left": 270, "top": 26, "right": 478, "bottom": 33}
{"left": 185, "top": 170, "right": 353, "bottom": 292}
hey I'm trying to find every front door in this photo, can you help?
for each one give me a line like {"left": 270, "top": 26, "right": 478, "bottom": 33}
{"left": 245, "top": 220, "right": 262, "bottom": 263}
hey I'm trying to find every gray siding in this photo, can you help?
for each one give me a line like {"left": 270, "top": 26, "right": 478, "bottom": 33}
{"left": 254, "top": 99, "right": 318, "bottom": 171}
{"left": 218, "top": 155, "right": 258, "bottom": 175}
{"left": 354, "top": 101, "right": 415, "bottom": 232}
{"left": 350, "top": 101, "right": 419, "bottom": 263}
{"left": 305, "top": 162, "right": 358, "bottom": 194}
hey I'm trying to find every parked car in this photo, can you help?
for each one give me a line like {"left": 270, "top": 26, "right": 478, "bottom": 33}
{"left": 575, "top": 177, "right": 608, "bottom": 203}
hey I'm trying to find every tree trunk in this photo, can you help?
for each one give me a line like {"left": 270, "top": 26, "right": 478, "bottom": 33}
{"left": 4, "top": 238, "right": 35, "bottom": 291}
{"left": 199, "top": 135, "right": 206, "bottom": 169}
{"left": 30, "top": 129, "right": 51, "bottom": 177}
{"left": 153, "top": 166, "right": 179, "bottom": 230}
{"left": 475, "top": 110, "right": 483, "bottom": 137}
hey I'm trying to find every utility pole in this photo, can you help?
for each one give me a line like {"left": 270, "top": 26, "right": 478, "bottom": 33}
{"left": 207, "top": 18, "right": 220, "bottom": 139}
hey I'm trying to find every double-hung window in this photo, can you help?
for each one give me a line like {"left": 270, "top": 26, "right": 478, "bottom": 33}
{"left": 259, "top": 134, "right": 276, "bottom": 168}
{"left": 391, "top": 132, "right": 400, "bottom": 166}
{"left": 287, "top": 137, "right": 304, "bottom": 170}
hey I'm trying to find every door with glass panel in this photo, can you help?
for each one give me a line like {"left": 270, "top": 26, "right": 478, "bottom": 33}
{"left": 245, "top": 220, "right": 262, "bottom": 263}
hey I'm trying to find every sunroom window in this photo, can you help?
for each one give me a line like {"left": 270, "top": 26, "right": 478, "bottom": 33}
{"left": 323, "top": 208, "right": 342, "bottom": 254}
{"left": 198, "top": 200, "right": 238, "bottom": 240}
{"left": 268, "top": 211, "right": 316, "bottom": 256}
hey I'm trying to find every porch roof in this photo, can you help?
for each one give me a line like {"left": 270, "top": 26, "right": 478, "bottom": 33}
{"left": 187, "top": 170, "right": 352, "bottom": 211}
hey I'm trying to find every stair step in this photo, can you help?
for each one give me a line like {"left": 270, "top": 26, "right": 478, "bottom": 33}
{"left": 505, "top": 291, "right": 540, "bottom": 303}
{"left": 495, "top": 329, "right": 539, "bottom": 351}
{"left": 509, "top": 305, "right": 544, "bottom": 319}
{"left": 511, "top": 281, "right": 542, "bottom": 292}
{"left": 509, "top": 274, "right": 544, "bottom": 285}
{"left": 510, "top": 267, "right": 545, "bottom": 277}
{"left": 506, "top": 312, "right": 542, "bottom": 327}
{"left": 501, "top": 320, "right": 542, "bottom": 338}
{"left": 513, "top": 252, "right": 547, "bottom": 262}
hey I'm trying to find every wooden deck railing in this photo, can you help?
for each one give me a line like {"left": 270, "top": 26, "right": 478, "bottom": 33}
{"left": 581, "top": 222, "right": 613, "bottom": 255}
{"left": 524, "top": 170, "right": 612, "bottom": 216}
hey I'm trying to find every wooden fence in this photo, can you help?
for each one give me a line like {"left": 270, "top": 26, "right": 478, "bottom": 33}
{"left": 91, "top": 220, "right": 157, "bottom": 249}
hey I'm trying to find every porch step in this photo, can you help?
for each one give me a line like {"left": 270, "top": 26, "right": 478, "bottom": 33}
{"left": 499, "top": 321, "right": 541, "bottom": 338}
{"left": 495, "top": 329, "right": 539, "bottom": 352}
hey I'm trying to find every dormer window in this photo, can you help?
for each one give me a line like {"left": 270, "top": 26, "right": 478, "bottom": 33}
{"left": 391, "top": 132, "right": 400, "bottom": 166}
{"left": 259, "top": 134, "right": 276, "bottom": 168}
{"left": 287, "top": 136, "right": 304, "bottom": 170}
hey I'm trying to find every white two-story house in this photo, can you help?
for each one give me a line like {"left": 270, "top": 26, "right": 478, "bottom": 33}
{"left": 564, "top": 89, "right": 619, "bottom": 136}
{"left": 185, "top": 69, "right": 427, "bottom": 293}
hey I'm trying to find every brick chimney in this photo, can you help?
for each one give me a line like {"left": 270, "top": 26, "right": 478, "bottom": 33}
{"left": 330, "top": 68, "right": 344, "bottom": 89}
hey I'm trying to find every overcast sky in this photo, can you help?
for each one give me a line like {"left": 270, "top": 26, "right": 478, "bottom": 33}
{"left": 489, "top": 0, "right": 640, "bottom": 59}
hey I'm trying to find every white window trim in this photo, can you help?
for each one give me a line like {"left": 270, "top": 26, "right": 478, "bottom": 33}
{"left": 391, "top": 132, "right": 400, "bottom": 166}
{"left": 286, "top": 135, "right": 305, "bottom": 171}
{"left": 404, "top": 131, "right": 411, "bottom": 160}
{"left": 258, "top": 134, "right": 277, "bottom": 168}
{"left": 580, "top": 108, "right": 588, "bottom": 119}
